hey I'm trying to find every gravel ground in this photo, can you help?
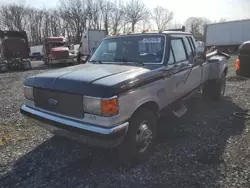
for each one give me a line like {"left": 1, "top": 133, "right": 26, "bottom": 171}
{"left": 0, "top": 57, "right": 250, "bottom": 188}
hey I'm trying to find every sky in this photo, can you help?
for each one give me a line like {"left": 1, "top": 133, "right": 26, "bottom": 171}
{"left": 0, "top": 0, "right": 249, "bottom": 24}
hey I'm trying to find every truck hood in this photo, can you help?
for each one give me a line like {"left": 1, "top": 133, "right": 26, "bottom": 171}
{"left": 24, "top": 63, "right": 154, "bottom": 97}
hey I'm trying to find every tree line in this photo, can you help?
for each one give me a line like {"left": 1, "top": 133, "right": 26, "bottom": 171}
{"left": 0, "top": 0, "right": 213, "bottom": 45}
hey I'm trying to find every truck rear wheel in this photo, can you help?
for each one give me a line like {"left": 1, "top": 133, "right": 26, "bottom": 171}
{"left": 203, "top": 73, "right": 226, "bottom": 100}
{"left": 24, "top": 62, "right": 31, "bottom": 70}
{"left": 117, "top": 108, "right": 157, "bottom": 163}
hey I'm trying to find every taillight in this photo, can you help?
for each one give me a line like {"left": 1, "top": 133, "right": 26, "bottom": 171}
{"left": 236, "top": 58, "right": 240, "bottom": 70}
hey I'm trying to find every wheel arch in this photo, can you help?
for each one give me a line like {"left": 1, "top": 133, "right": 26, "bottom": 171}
{"left": 131, "top": 100, "right": 160, "bottom": 119}
{"left": 223, "top": 67, "right": 228, "bottom": 75}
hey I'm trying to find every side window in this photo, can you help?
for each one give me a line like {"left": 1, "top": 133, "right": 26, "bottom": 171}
{"left": 108, "top": 42, "right": 116, "bottom": 52}
{"left": 168, "top": 48, "right": 175, "bottom": 65}
{"left": 183, "top": 37, "right": 194, "bottom": 62}
{"left": 171, "top": 38, "right": 187, "bottom": 63}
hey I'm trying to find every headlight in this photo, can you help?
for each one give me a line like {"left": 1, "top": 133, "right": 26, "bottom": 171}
{"left": 23, "top": 86, "right": 34, "bottom": 101}
{"left": 83, "top": 96, "right": 118, "bottom": 116}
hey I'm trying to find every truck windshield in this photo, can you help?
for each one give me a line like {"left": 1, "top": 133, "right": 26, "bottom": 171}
{"left": 90, "top": 35, "right": 165, "bottom": 64}
{"left": 49, "top": 42, "right": 67, "bottom": 48}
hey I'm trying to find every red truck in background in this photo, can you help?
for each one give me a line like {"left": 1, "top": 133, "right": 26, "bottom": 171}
{"left": 43, "top": 36, "right": 76, "bottom": 66}
{"left": 0, "top": 30, "right": 31, "bottom": 72}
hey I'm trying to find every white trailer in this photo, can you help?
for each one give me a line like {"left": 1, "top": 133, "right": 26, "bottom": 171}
{"left": 30, "top": 45, "right": 43, "bottom": 56}
{"left": 78, "top": 29, "right": 107, "bottom": 62}
{"left": 205, "top": 19, "right": 250, "bottom": 53}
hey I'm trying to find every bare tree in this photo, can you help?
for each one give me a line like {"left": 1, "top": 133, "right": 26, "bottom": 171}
{"left": 26, "top": 8, "right": 45, "bottom": 45}
{"left": 86, "top": 0, "right": 101, "bottom": 30}
{"left": 0, "top": 4, "right": 28, "bottom": 31}
{"left": 152, "top": 6, "right": 173, "bottom": 31}
{"left": 125, "top": 0, "right": 150, "bottom": 32}
{"left": 110, "top": 1, "right": 124, "bottom": 34}
{"left": 99, "top": 0, "right": 113, "bottom": 34}
{"left": 58, "top": 0, "right": 88, "bottom": 43}
{"left": 185, "top": 17, "right": 211, "bottom": 41}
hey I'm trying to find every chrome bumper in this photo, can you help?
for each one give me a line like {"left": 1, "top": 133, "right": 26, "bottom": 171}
{"left": 51, "top": 58, "right": 75, "bottom": 64}
{"left": 20, "top": 105, "right": 129, "bottom": 148}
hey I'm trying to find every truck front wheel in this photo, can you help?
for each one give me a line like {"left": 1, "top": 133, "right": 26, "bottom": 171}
{"left": 117, "top": 108, "right": 157, "bottom": 163}
{"left": 203, "top": 73, "right": 226, "bottom": 100}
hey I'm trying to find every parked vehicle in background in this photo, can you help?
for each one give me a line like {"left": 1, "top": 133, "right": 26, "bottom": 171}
{"left": 21, "top": 29, "right": 230, "bottom": 162}
{"left": 205, "top": 19, "right": 250, "bottom": 54}
{"left": 30, "top": 45, "right": 43, "bottom": 60}
{"left": 69, "top": 44, "right": 80, "bottom": 58}
{"left": 236, "top": 41, "right": 250, "bottom": 77}
{"left": 43, "top": 37, "right": 76, "bottom": 66}
{"left": 0, "top": 30, "right": 31, "bottom": 72}
{"left": 30, "top": 52, "right": 43, "bottom": 60}
{"left": 78, "top": 29, "right": 107, "bottom": 63}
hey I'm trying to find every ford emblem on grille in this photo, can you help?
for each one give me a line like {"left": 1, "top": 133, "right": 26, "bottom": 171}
{"left": 48, "top": 98, "right": 58, "bottom": 105}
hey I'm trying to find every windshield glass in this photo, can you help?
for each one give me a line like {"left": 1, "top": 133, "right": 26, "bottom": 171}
{"left": 90, "top": 35, "right": 165, "bottom": 64}
{"left": 49, "top": 42, "right": 67, "bottom": 48}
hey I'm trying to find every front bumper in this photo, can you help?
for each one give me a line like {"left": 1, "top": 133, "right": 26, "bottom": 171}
{"left": 20, "top": 105, "right": 129, "bottom": 148}
{"left": 51, "top": 58, "right": 76, "bottom": 64}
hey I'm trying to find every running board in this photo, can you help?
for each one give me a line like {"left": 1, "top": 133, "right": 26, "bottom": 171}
{"left": 172, "top": 104, "right": 187, "bottom": 118}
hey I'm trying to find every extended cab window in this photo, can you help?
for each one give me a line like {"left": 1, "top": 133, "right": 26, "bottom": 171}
{"left": 170, "top": 38, "right": 187, "bottom": 63}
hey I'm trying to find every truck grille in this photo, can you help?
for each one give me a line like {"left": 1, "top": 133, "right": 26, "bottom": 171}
{"left": 53, "top": 51, "right": 69, "bottom": 59}
{"left": 34, "top": 88, "right": 83, "bottom": 118}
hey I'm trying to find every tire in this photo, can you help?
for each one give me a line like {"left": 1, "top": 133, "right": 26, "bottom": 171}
{"left": 77, "top": 53, "right": 81, "bottom": 63}
{"left": 117, "top": 108, "right": 157, "bottom": 163}
{"left": 24, "top": 62, "right": 31, "bottom": 70}
{"left": 0, "top": 64, "right": 8, "bottom": 72}
{"left": 43, "top": 58, "right": 48, "bottom": 65}
{"left": 48, "top": 59, "right": 53, "bottom": 67}
{"left": 203, "top": 73, "right": 226, "bottom": 100}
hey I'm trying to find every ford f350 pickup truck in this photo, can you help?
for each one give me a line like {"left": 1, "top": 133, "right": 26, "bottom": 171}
{"left": 20, "top": 30, "right": 229, "bottom": 162}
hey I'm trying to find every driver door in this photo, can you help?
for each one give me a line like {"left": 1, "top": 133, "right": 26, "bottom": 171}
{"left": 165, "top": 37, "right": 191, "bottom": 104}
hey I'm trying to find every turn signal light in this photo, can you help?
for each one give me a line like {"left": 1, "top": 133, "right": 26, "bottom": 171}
{"left": 101, "top": 98, "right": 118, "bottom": 116}
{"left": 236, "top": 58, "right": 240, "bottom": 70}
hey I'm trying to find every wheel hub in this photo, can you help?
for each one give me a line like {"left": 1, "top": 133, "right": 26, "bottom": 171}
{"left": 136, "top": 122, "right": 153, "bottom": 153}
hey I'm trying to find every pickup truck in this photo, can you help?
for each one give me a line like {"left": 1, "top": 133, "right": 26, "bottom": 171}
{"left": 20, "top": 30, "right": 229, "bottom": 162}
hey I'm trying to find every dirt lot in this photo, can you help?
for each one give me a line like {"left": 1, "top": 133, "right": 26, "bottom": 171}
{"left": 0, "top": 58, "right": 250, "bottom": 188}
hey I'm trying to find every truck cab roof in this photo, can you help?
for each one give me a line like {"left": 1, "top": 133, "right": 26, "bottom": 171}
{"left": 106, "top": 31, "right": 192, "bottom": 39}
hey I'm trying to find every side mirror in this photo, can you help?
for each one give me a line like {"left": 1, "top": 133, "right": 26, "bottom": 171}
{"left": 195, "top": 47, "right": 206, "bottom": 63}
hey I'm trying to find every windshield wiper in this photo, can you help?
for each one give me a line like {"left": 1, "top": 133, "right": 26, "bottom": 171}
{"left": 88, "top": 60, "right": 103, "bottom": 64}
{"left": 114, "top": 58, "right": 144, "bottom": 66}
